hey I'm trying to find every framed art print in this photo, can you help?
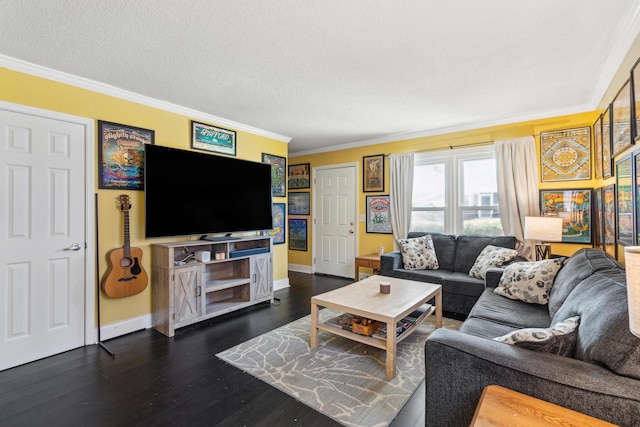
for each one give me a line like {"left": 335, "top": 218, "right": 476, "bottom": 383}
{"left": 262, "top": 153, "right": 286, "bottom": 197}
{"left": 616, "top": 155, "right": 634, "bottom": 246}
{"left": 540, "top": 189, "right": 592, "bottom": 243}
{"left": 288, "top": 218, "right": 308, "bottom": 251}
{"left": 363, "top": 154, "right": 384, "bottom": 192}
{"left": 366, "top": 195, "right": 392, "bottom": 234}
{"left": 633, "top": 58, "right": 640, "bottom": 141}
{"left": 288, "top": 192, "right": 310, "bottom": 215}
{"left": 98, "top": 120, "right": 154, "bottom": 190}
{"left": 288, "top": 163, "right": 310, "bottom": 189}
{"left": 611, "top": 80, "right": 633, "bottom": 157}
{"left": 603, "top": 184, "right": 617, "bottom": 259}
{"left": 636, "top": 150, "right": 640, "bottom": 244}
{"left": 191, "top": 121, "right": 236, "bottom": 156}
{"left": 593, "top": 187, "right": 603, "bottom": 250}
{"left": 602, "top": 106, "right": 613, "bottom": 178}
{"left": 267, "top": 203, "right": 286, "bottom": 245}
{"left": 540, "top": 127, "right": 591, "bottom": 181}
{"left": 593, "top": 115, "right": 603, "bottom": 180}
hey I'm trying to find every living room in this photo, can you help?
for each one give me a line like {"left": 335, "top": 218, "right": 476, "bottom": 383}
{"left": 2, "top": 2, "right": 640, "bottom": 426}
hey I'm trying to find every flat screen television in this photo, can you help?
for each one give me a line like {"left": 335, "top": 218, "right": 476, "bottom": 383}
{"left": 144, "top": 144, "right": 273, "bottom": 239}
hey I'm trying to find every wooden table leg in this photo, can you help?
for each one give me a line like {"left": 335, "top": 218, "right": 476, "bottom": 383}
{"left": 385, "top": 320, "right": 397, "bottom": 379}
{"left": 310, "top": 302, "right": 319, "bottom": 349}
{"left": 435, "top": 289, "right": 442, "bottom": 328}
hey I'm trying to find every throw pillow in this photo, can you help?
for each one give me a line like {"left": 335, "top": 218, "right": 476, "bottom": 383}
{"left": 494, "top": 258, "right": 565, "bottom": 305}
{"left": 493, "top": 316, "right": 580, "bottom": 357}
{"left": 468, "top": 245, "right": 518, "bottom": 279}
{"left": 397, "top": 235, "right": 439, "bottom": 271}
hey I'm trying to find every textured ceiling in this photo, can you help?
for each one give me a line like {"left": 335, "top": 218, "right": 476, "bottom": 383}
{"left": 1, "top": 1, "right": 640, "bottom": 154}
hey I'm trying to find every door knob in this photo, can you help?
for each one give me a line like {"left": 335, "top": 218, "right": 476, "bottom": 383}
{"left": 349, "top": 229, "right": 354, "bottom": 234}
{"left": 64, "top": 243, "right": 82, "bottom": 251}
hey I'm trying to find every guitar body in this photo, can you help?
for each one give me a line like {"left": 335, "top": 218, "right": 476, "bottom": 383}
{"left": 102, "top": 246, "right": 148, "bottom": 298}
{"left": 101, "top": 194, "right": 148, "bottom": 298}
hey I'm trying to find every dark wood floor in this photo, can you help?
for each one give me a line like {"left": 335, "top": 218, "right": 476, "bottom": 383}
{"left": 0, "top": 272, "right": 426, "bottom": 427}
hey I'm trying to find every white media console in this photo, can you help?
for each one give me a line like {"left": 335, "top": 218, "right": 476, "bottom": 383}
{"left": 151, "top": 236, "right": 273, "bottom": 337}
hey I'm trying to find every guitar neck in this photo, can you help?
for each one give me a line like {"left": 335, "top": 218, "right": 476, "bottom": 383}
{"left": 123, "top": 210, "right": 131, "bottom": 258}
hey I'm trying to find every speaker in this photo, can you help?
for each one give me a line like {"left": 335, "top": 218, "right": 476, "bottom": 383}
{"left": 195, "top": 251, "right": 211, "bottom": 262}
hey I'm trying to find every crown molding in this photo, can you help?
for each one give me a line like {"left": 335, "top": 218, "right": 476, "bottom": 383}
{"left": 0, "top": 54, "right": 292, "bottom": 143}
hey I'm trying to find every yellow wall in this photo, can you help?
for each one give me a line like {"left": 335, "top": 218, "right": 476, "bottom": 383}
{"left": 0, "top": 67, "right": 289, "bottom": 325}
{"left": 290, "top": 111, "right": 610, "bottom": 267}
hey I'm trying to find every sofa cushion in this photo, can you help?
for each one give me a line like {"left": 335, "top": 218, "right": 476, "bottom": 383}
{"left": 548, "top": 248, "right": 622, "bottom": 318}
{"left": 441, "top": 272, "right": 486, "bottom": 298}
{"left": 494, "top": 258, "right": 565, "bottom": 305}
{"left": 467, "top": 289, "right": 552, "bottom": 329}
{"left": 469, "top": 245, "right": 518, "bottom": 279}
{"left": 453, "top": 235, "right": 518, "bottom": 273}
{"left": 408, "top": 232, "right": 457, "bottom": 272}
{"left": 458, "top": 316, "right": 521, "bottom": 339}
{"left": 397, "top": 234, "right": 439, "bottom": 270}
{"left": 552, "top": 268, "right": 640, "bottom": 379}
{"left": 391, "top": 268, "right": 446, "bottom": 284}
{"left": 493, "top": 316, "right": 580, "bottom": 357}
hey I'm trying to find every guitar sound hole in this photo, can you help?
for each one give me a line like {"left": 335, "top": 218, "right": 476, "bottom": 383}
{"left": 120, "top": 257, "right": 133, "bottom": 268}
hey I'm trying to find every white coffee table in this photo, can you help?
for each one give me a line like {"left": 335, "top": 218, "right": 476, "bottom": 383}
{"left": 310, "top": 275, "right": 442, "bottom": 379}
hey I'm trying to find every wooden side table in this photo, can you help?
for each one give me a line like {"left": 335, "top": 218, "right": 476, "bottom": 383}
{"left": 470, "top": 385, "right": 617, "bottom": 426}
{"left": 354, "top": 253, "right": 381, "bottom": 280}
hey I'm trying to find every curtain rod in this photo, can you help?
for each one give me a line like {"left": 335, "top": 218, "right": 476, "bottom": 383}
{"left": 385, "top": 133, "right": 542, "bottom": 155}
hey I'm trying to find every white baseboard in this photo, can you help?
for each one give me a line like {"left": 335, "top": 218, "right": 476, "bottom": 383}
{"left": 288, "top": 263, "right": 313, "bottom": 274}
{"left": 274, "top": 277, "right": 290, "bottom": 290}
{"left": 97, "top": 314, "right": 152, "bottom": 342}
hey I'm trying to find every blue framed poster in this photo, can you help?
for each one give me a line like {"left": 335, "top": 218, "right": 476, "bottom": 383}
{"left": 191, "top": 120, "right": 236, "bottom": 156}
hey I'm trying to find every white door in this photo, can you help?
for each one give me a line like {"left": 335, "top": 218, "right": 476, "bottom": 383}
{"left": 0, "top": 109, "right": 87, "bottom": 371}
{"left": 313, "top": 164, "right": 357, "bottom": 278}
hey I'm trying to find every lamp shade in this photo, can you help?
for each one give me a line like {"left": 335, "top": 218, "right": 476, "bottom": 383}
{"left": 524, "top": 216, "right": 563, "bottom": 242}
{"left": 625, "top": 246, "right": 640, "bottom": 338}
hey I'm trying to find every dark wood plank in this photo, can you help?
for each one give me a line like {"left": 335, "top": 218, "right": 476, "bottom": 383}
{"left": 0, "top": 272, "right": 425, "bottom": 426}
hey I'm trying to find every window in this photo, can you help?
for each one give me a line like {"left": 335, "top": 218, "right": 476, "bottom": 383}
{"left": 410, "top": 146, "right": 502, "bottom": 236}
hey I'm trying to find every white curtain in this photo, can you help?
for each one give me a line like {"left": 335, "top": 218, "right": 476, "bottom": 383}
{"left": 495, "top": 136, "right": 539, "bottom": 260}
{"left": 389, "top": 152, "right": 415, "bottom": 249}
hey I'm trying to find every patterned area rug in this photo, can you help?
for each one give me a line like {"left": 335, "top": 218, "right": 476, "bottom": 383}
{"left": 216, "top": 309, "right": 462, "bottom": 427}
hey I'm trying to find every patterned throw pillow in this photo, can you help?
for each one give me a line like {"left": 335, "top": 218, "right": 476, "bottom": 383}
{"left": 468, "top": 245, "right": 518, "bottom": 279}
{"left": 493, "top": 316, "right": 580, "bottom": 357}
{"left": 494, "top": 258, "right": 565, "bottom": 304}
{"left": 397, "top": 235, "right": 439, "bottom": 271}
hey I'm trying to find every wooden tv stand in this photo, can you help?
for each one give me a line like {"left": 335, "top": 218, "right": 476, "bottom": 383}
{"left": 151, "top": 236, "right": 273, "bottom": 337}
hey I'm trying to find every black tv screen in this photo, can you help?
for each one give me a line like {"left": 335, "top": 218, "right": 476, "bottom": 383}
{"left": 144, "top": 144, "right": 273, "bottom": 238}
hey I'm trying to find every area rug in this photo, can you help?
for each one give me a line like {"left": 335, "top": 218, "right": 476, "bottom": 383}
{"left": 216, "top": 309, "right": 462, "bottom": 427}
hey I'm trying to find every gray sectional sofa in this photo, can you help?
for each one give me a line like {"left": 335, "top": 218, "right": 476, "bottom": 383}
{"left": 379, "top": 232, "right": 521, "bottom": 317}
{"left": 425, "top": 248, "right": 640, "bottom": 427}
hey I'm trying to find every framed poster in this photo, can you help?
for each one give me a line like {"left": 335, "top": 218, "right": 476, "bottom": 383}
{"left": 267, "top": 203, "right": 286, "bottom": 245}
{"left": 540, "top": 127, "right": 591, "bottom": 181}
{"left": 191, "top": 121, "right": 236, "bottom": 156}
{"left": 593, "top": 187, "right": 604, "bottom": 250}
{"left": 603, "top": 184, "right": 617, "bottom": 259}
{"left": 636, "top": 151, "right": 640, "bottom": 245}
{"left": 288, "top": 192, "right": 310, "bottom": 215}
{"left": 366, "top": 195, "right": 392, "bottom": 233}
{"left": 616, "top": 155, "right": 634, "bottom": 246}
{"left": 633, "top": 58, "right": 640, "bottom": 142}
{"left": 593, "top": 115, "right": 603, "bottom": 180}
{"left": 288, "top": 218, "right": 308, "bottom": 251}
{"left": 262, "top": 153, "right": 286, "bottom": 197}
{"left": 540, "top": 189, "right": 592, "bottom": 244}
{"left": 612, "top": 80, "right": 633, "bottom": 157}
{"left": 363, "top": 154, "right": 385, "bottom": 192}
{"left": 602, "top": 106, "right": 613, "bottom": 178}
{"left": 98, "top": 120, "right": 154, "bottom": 190}
{"left": 288, "top": 163, "right": 310, "bottom": 189}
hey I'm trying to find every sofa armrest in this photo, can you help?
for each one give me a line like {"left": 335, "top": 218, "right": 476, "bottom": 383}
{"left": 380, "top": 251, "right": 402, "bottom": 276}
{"left": 425, "top": 329, "right": 640, "bottom": 427}
{"left": 484, "top": 267, "right": 504, "bottom": 289}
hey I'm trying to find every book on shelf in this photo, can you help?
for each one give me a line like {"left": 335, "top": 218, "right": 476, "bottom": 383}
{"left": 404, "top": 303, "right": 432, "bottom": 324}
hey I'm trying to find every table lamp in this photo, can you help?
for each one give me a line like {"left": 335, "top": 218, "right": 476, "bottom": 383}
{"left": 524, "top": 216, "right": 563, "bottom": 261}
{"left": 625, "top": 246, "right": 640, "bottom": 338}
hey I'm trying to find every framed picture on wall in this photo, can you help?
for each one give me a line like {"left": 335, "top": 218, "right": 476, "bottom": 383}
{"left": 267, "top": 203, "right": 286, "bottom": 245}
{"left": 616, "top": 155, "right": 634, "bottom": 246}
{"left": 612, "top": 80, "right": 633, "bottom": 157}
{"left": 97, "top": 120, "right": 154, "bottom": 190}
{"left": 262, "top": 153, "right": 286, "bottom": 197}
{"left": 636, "top": 150, "right": 640, "bottom": 245}
{"left": 593, "top": 115, "right": 603, "bottom": 180}
{"left": 363, "top": 154, "right": 385, "bottom": 192}
{"left": 539, "top": 189, "right": 592, "bottom": 244}
{"left": 366, "top": 195, "right": 392, "bottom": 234}
{"left": 603, "top": 184, "right": 617, "bottom": 259}
{"left": 593, "top": 187, "right": 604, "bottom": 250}
{"left": 633, "top": 58, "right": 640, "bottom": 142}
{"left": 603, "top": 106, "right": 613, "bottom": 178}
{"left": 288, "top": 163, "right": 311, "bottom": 189}
{"left": 540, "top": 127, "right": 591, "bottom": 181}
{"left": 288, "top": 218, "right": 308, "bottom": 251}
{"left": 191, "top": 120, "right": 236, "bottom": 156}
{"left": 288, "top": 192, "right": 310, "bottom": 215}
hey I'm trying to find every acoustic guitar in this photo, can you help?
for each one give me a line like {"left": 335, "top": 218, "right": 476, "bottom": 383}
{"left": 102, "top": 194, "right": 148, "bottom": 298}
